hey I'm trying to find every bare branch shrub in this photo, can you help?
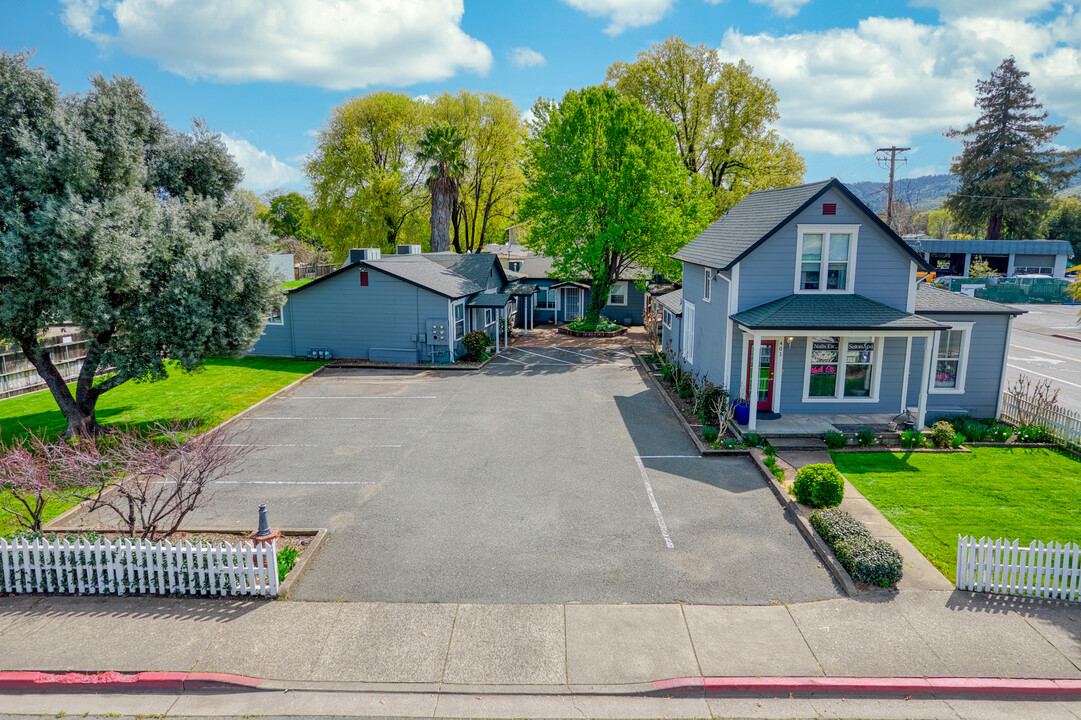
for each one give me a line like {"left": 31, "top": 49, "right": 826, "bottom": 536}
{"left": 0, "top": 433, "right": 80, "bottom": 533}
{"left": 73, "top": 423, "right": 253, "bottom": 540}
{"left": 1007, "top": 374, "right": 1060, "bottom": 425}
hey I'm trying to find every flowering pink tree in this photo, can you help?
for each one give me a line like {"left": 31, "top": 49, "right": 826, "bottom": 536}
{"left": 0, "top": 433, "right": 76, "bottom": 532}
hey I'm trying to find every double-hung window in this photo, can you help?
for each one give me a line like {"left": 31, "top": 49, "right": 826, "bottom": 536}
{"left": 805, "top": 335, "right": 880, "bottom": 401}
{"left": 608, "top": 281, "right": 628, "bottom": 306}
{"left": 796, "top": 225, "right": 859, "bottom": 293}
{"left": 662, "top": 308, "right": 672, "bottom": 330}
{"left": 703, "top": 268, "right": 712, "bottom": 302}
{"left": 453, "top": 301, "right": 465, "bottom": 340}
{"left": 930, "top": 323, "right": 973, "bottom": 393}
{"left": 266, "top": 305, "right": 284, "bottom": 325}
{"left": 536, "top": 288, "right": 555, "bottom": 310}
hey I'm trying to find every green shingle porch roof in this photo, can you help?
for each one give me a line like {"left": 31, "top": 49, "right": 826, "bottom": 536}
{"left": 466, "top": 292, "right": 514, "bottom": 307}
{"left": 731, "top": 294, "right": 946, "bottom": 331}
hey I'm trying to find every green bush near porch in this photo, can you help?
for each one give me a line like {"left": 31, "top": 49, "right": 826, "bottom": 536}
{"left": 832, "top": 447, "right": 1081, "bottom": 579}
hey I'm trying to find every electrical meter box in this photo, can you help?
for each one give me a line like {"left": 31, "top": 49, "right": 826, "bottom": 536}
{"left": 427, "top": 319, "right": 449, "bottom": 345}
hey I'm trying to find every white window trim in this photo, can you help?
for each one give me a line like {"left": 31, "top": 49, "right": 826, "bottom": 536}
{"left": 682, "top": 301, "right": 695, "bottom": 364}
{"left": 484, "top": 308, "right": 494, "bottom": 326}
{"left": 928, "top": 322, "right": 974, "bottom": 395}
{"left": 452, "top": 299, "right": 466, "bottom": 340}
{"left": 607, "top": 281, "right": 628, "bottom": 307}
{"left": 793, "top": 224, "right": 860, "bottom": 295}
{"left": 703, "top": 267, "right": 712, "bottom": 303}
{"left": 801, "top": 334, "right": 884, "bottom": 403}
{"left": 536, "top": 288, "right": 556, "bottom": 310}
{"left": 266, "top": 304, "right": 284, "bottom": 326}
{"left": 662, "top": 308, "right": 672, "bottom": 330}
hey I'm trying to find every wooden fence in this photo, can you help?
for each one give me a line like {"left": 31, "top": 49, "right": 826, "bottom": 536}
{"left": 999, "top": 393, "right": 1081, "bottom": 448}
{"left": 956, "top": 535, "right": 1080, "bottom": 601}
{"left": 294, "top": 262, "right": 336, "bottom": 280}
{"left": 0, "top": 537, "right": 279, "bottom": 597}
{"left": 0, "top": 331, "right": 91, "bottom": 399}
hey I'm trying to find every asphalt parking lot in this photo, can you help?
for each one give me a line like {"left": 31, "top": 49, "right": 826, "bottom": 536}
{"left": 124, "top": 339, "right": 843, "bottom": 604}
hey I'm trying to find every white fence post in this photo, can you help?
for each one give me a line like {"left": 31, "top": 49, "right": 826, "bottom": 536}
{"left": 957, "top": 535, "right": 1081, "bottom": 601}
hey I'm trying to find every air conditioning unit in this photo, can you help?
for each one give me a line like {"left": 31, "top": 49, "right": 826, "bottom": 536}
{"left": 396, "top": 244, "right": 422, "bottom": 255}
{"left": 348, "top": 248, "right": 382, "bottom": 263}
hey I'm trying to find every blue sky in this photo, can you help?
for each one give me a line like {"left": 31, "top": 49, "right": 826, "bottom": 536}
{"left": 5, "top": 0, "right": 1081, "bottom": 198}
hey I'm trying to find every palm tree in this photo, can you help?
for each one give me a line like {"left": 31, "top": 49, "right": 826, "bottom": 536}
{"left": 416, "top": 125, "right": 466, "bottom": 252}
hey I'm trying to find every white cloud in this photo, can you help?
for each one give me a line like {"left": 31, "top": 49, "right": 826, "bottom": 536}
{"left": 714, "top": 6, "right": 1081, "bottom": 157}
{"left": 60, "top": 0, "right": 492, "bottom": 90}
{"left": 219, "top": 135, "right": 303, "bottom": 193}
{"left": 509, "top": 47, "right": 546, "bottom": 69}
{"left": 750, "top": 0, "right": 811, "bottom": 19}
{"left": 561, "top": 0, "right": 675, "bottom": 35}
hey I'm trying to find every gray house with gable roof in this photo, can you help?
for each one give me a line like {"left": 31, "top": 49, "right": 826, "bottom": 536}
{"left": 250, "top": 250, "right": 533, "bottom": 363}
{"left": 661, "top": 179, "right": 1023, "bottom": 432}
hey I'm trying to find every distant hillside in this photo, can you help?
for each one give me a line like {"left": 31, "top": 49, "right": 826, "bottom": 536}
{"left": 845, "top": 174, "right": 958, "bottom": 213}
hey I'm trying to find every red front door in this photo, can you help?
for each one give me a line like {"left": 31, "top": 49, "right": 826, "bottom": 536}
{"left": 746, "top": 340, "right": 776, "bottom": 411}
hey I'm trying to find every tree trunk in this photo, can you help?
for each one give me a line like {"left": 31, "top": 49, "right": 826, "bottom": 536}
{"left": 987, "top": 211, "right": 1003, "bottom": 240}
{"left": 18, "top": 337, "right": 100, "bottom": 438}
{"left": 429, "top": 175, "right": 456, "bottom": 253}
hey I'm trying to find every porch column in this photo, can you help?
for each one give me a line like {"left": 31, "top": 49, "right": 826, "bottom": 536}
{"left": 899, "top": 335, "right": 913, "bottom": 414}
{"left": 503, "top": 306, "right": 508, "bottom": 349}
{"left": 739, "top": 332, "right": 749, "bottom": 400}
{"left": 917, "top": 331, "right": 933, "bottom": 429}
{"left": 495, "top": 310, "right": 501, "bottom": 353}
{"left": 749, "top": 335, "right": 762, "bottom": 431}
{"left": 963, "top": 253, "right": 972, "bottom": 277}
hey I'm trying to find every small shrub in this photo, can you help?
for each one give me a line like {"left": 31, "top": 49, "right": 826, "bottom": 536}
{"left": 792, "top": 463, "right": 845, "bottom": 508}
{"left": 950, "top": 433, "right": 967, "bottom": 449}
{"left": 856, "top": 427, "right": 876, "bottom": 448}
{"left": 958, "top": 420, "right": 988, "bottom": 442}
{"left": 988, "top": 424, "right": 1013, "bottom": 443}
{"left": 1016, "top": 424, "right": 1053, "bottom": 443}
{"left": 722, "top": 438, "right": 738, "bottom": 450}
{"left": 899, "top": 429, "right": 923, "bottom": 449}
{"left": 809, "top": 508, "right": 903, "bottom": 587}
{"left": 930, "top": 421, "right": 955, "bottom": 449}
{"left": 277, "top": 544, "right": 300, "bottom": 579}
{"left": 677, "top": 379, "right": 693, "bottom": 399}
{"left": 660, "top": 364, "right": 674, "bottom": 382}
{"left": 742, "top": 432, "right": 764, "bottom": 448}
{"left": 763, "top": 443, "right": 776, "bottom": 458}
{"left": 822, "top": 429, "right": 846, "bottom": 450}
{"left": 462, "top": 331, "right": 489, "bottom": 361}
{"left": 701, "top": 425, "right": 719, "bottom": 443}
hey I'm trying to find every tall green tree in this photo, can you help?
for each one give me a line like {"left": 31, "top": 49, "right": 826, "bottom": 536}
{"left": 416, "top": 125, "right": 466, "bottom": 253}
{"left": 0, "top": 53, "right": 277, "bottom": 438}
{"left": 945, "top": 57, "right": 1080, "bottom": 240}
{"left": 1040, "top": 196, "right": 1081, "bottom": 259}
{"left": 306, "top": 91, "right": 428, "bottom": 259}
{"left": 521, "top": 86, "right": 711, "bottom": 324}
{"left": 606, "top": 36, "right": 804, "bottom": 217}
{"left": 430, "top": 91, "right": 526, "bottom": 253}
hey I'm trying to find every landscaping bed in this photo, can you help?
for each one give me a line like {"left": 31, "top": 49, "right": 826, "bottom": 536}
{"left": 832, "top": 446, "right": 1081, "bottom": 580}
{"left": 557, "top": 326, "right": 627, "bottom": 338}
{"left": 639, "top": 352, "right": 740, "bottom": 450}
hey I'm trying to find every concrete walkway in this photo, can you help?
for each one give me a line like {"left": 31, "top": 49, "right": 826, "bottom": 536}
{"left": 1, "top": 590, "right": 1079, "bottom": 687}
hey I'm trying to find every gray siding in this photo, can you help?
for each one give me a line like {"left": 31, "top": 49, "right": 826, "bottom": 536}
{"left": 905, "top": 313, "right": 1012, "bottom": 418}
{"left": 736, "top": 187, "right": 914, "bottom": 313}
{"left": 249, "top": 266, "right": 452, "bottom": 360}
{"left": 249, "top": 301, "right": 296, "bottom": 356}
{"left": 661, "top": 312, "right": 681, "bottom": 358}
{"left": 516, "top": 279, "right": 647, "bottom": 326}
{"left": 678, "top": 262, "right": 730, "bottom": 386}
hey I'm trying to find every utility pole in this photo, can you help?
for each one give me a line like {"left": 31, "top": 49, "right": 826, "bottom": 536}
{"left": 875, "top": 146, "right": 911, "bottom": 230}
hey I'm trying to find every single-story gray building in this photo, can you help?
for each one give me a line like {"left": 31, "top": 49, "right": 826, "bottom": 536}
{"left": 904, "top": 238, "right": 1074, "bottom": 278}
{"left": 503, "top": 255, "right": 649, "bottom": 327}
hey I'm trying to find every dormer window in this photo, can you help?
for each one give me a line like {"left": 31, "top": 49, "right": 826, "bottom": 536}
{"left": 795, "top": 225, "right": 859, "bottom": 294}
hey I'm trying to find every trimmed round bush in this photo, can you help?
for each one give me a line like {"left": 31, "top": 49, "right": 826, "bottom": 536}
{"left": 837, "top": 536, "right": 904, "bottom": 587}
{"left": 809, "top": 508, "right": 871, "bottom": 546}
{"left": 462, "top": 331, "right": 489, "bottom": 360}
{"left": 793, "top": 463, "right": 844, "bottom": 508}
{"left": 930, "top": 420, "right": 955, "bottom": 448}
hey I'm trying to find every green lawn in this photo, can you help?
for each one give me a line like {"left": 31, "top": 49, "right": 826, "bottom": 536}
{"left": 280, "top": 279, "right": 312, "bottom": 290}
{"left": 833, "top": 447, "right": 1081, "bottom": 580}
{"left": 0, "top": 356, "right": 323, "bottom": 535}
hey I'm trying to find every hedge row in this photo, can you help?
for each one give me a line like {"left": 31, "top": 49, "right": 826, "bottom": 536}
{"left": 809, "top": 508, "right": 903, "bottom": 588}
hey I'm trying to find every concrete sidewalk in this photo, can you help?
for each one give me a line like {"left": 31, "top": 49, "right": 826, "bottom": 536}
{"left": 1, "top": 590, "right": 1079, "bottom": 688}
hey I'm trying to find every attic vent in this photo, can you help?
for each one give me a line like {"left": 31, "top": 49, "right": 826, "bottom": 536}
{"left": 822, "top": 203, "right": 837, "bottom": 215}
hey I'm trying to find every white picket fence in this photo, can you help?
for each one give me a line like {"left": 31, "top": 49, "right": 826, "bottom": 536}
{"left": 999, "top": 393, "right": 1081, "bottom": 447}
{"left": 956, "top": 535, "right": 1081, "bottom": 601}
{"left": 0, "top": 537, "right": 279, "bottom": 597}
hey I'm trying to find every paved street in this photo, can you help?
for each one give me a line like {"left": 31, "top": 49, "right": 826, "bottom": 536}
{"left": 60, "top": 336, "right": 840, "bottom": 604}
{"left": 1007, "top": 304, "right": 1081, "bottom": 411}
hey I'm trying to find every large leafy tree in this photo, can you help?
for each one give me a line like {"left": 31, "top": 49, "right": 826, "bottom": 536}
{"left": 607, "top": 36, "right": 805, "bottom": 217}
{"left": 306, "top": 91, "right": 428, "bottom": 258}
{"left": 521, "top": 86, "right": 711, "bottom": 323}
{"left": 0, "top": 53, "right": 277, "bottom": 438}
{"left": 1041, "top": 197, "right": 1081, "bottom": 259}
{"left": 416, "top": 125, "right": 466, "bottom": 253}
{"left": 430, "top": 91, "right": 526, "bottom": 253}
{"left": 945, "top": 57, "right": 1080, "bottom": 240}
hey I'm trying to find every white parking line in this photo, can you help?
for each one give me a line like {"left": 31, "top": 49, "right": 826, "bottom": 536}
{"left": 634, "top": 456, "right": 674, "bottom": 549}
{"left": 283, "top": 396, "right": 437, "bottom": 400}
{"left": 212, "top": 481, "right": 378, "bottom": 485}
{"left": 222, "top": 443, "right": 320, "bottom": 447}
{"left": 1006, "top": 364, "right": 1081, "bottom": 389}
{"left": 510, "top": 348, "right": 576, "bottom": 365}
{"left": 637, "top": 455, "right": 701, "bottom": 459}
{"left": 249, "top": 417, "right": 416, "bottom": 421}
{"left": 491, "top": 354, "right": 528, "bottom": 364}
{"left": 548, "top": 346, "right": 610, "bottom": 363}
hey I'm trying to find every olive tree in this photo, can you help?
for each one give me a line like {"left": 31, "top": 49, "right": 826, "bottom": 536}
{"left": 0, "top": 52, "right": 278, "bottom": 438}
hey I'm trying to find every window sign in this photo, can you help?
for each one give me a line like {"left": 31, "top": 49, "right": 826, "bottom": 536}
{"left": 809, "top": 336, "right": 839, "bottom": 396}
{"left": 844, "top": 337, "right": 874, "bottom": 397}
{"left": 806, "top": 336, "right": 879, "bottom": 400}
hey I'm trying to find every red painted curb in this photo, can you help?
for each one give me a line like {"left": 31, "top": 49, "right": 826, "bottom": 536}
{"left": 0, "top": 671, "right": 262, "bottom": 692}
{"left": 653, "top": 676, "right": 1081, "bottom": 697}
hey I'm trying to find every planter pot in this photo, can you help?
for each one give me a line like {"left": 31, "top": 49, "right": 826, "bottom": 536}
{"left": 734, "top": 402, "right": 750, "bottom": 426}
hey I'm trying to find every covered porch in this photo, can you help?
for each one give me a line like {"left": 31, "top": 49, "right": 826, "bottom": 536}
{"left": 730, "top": 294, "right": 949, "bottom": 433}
